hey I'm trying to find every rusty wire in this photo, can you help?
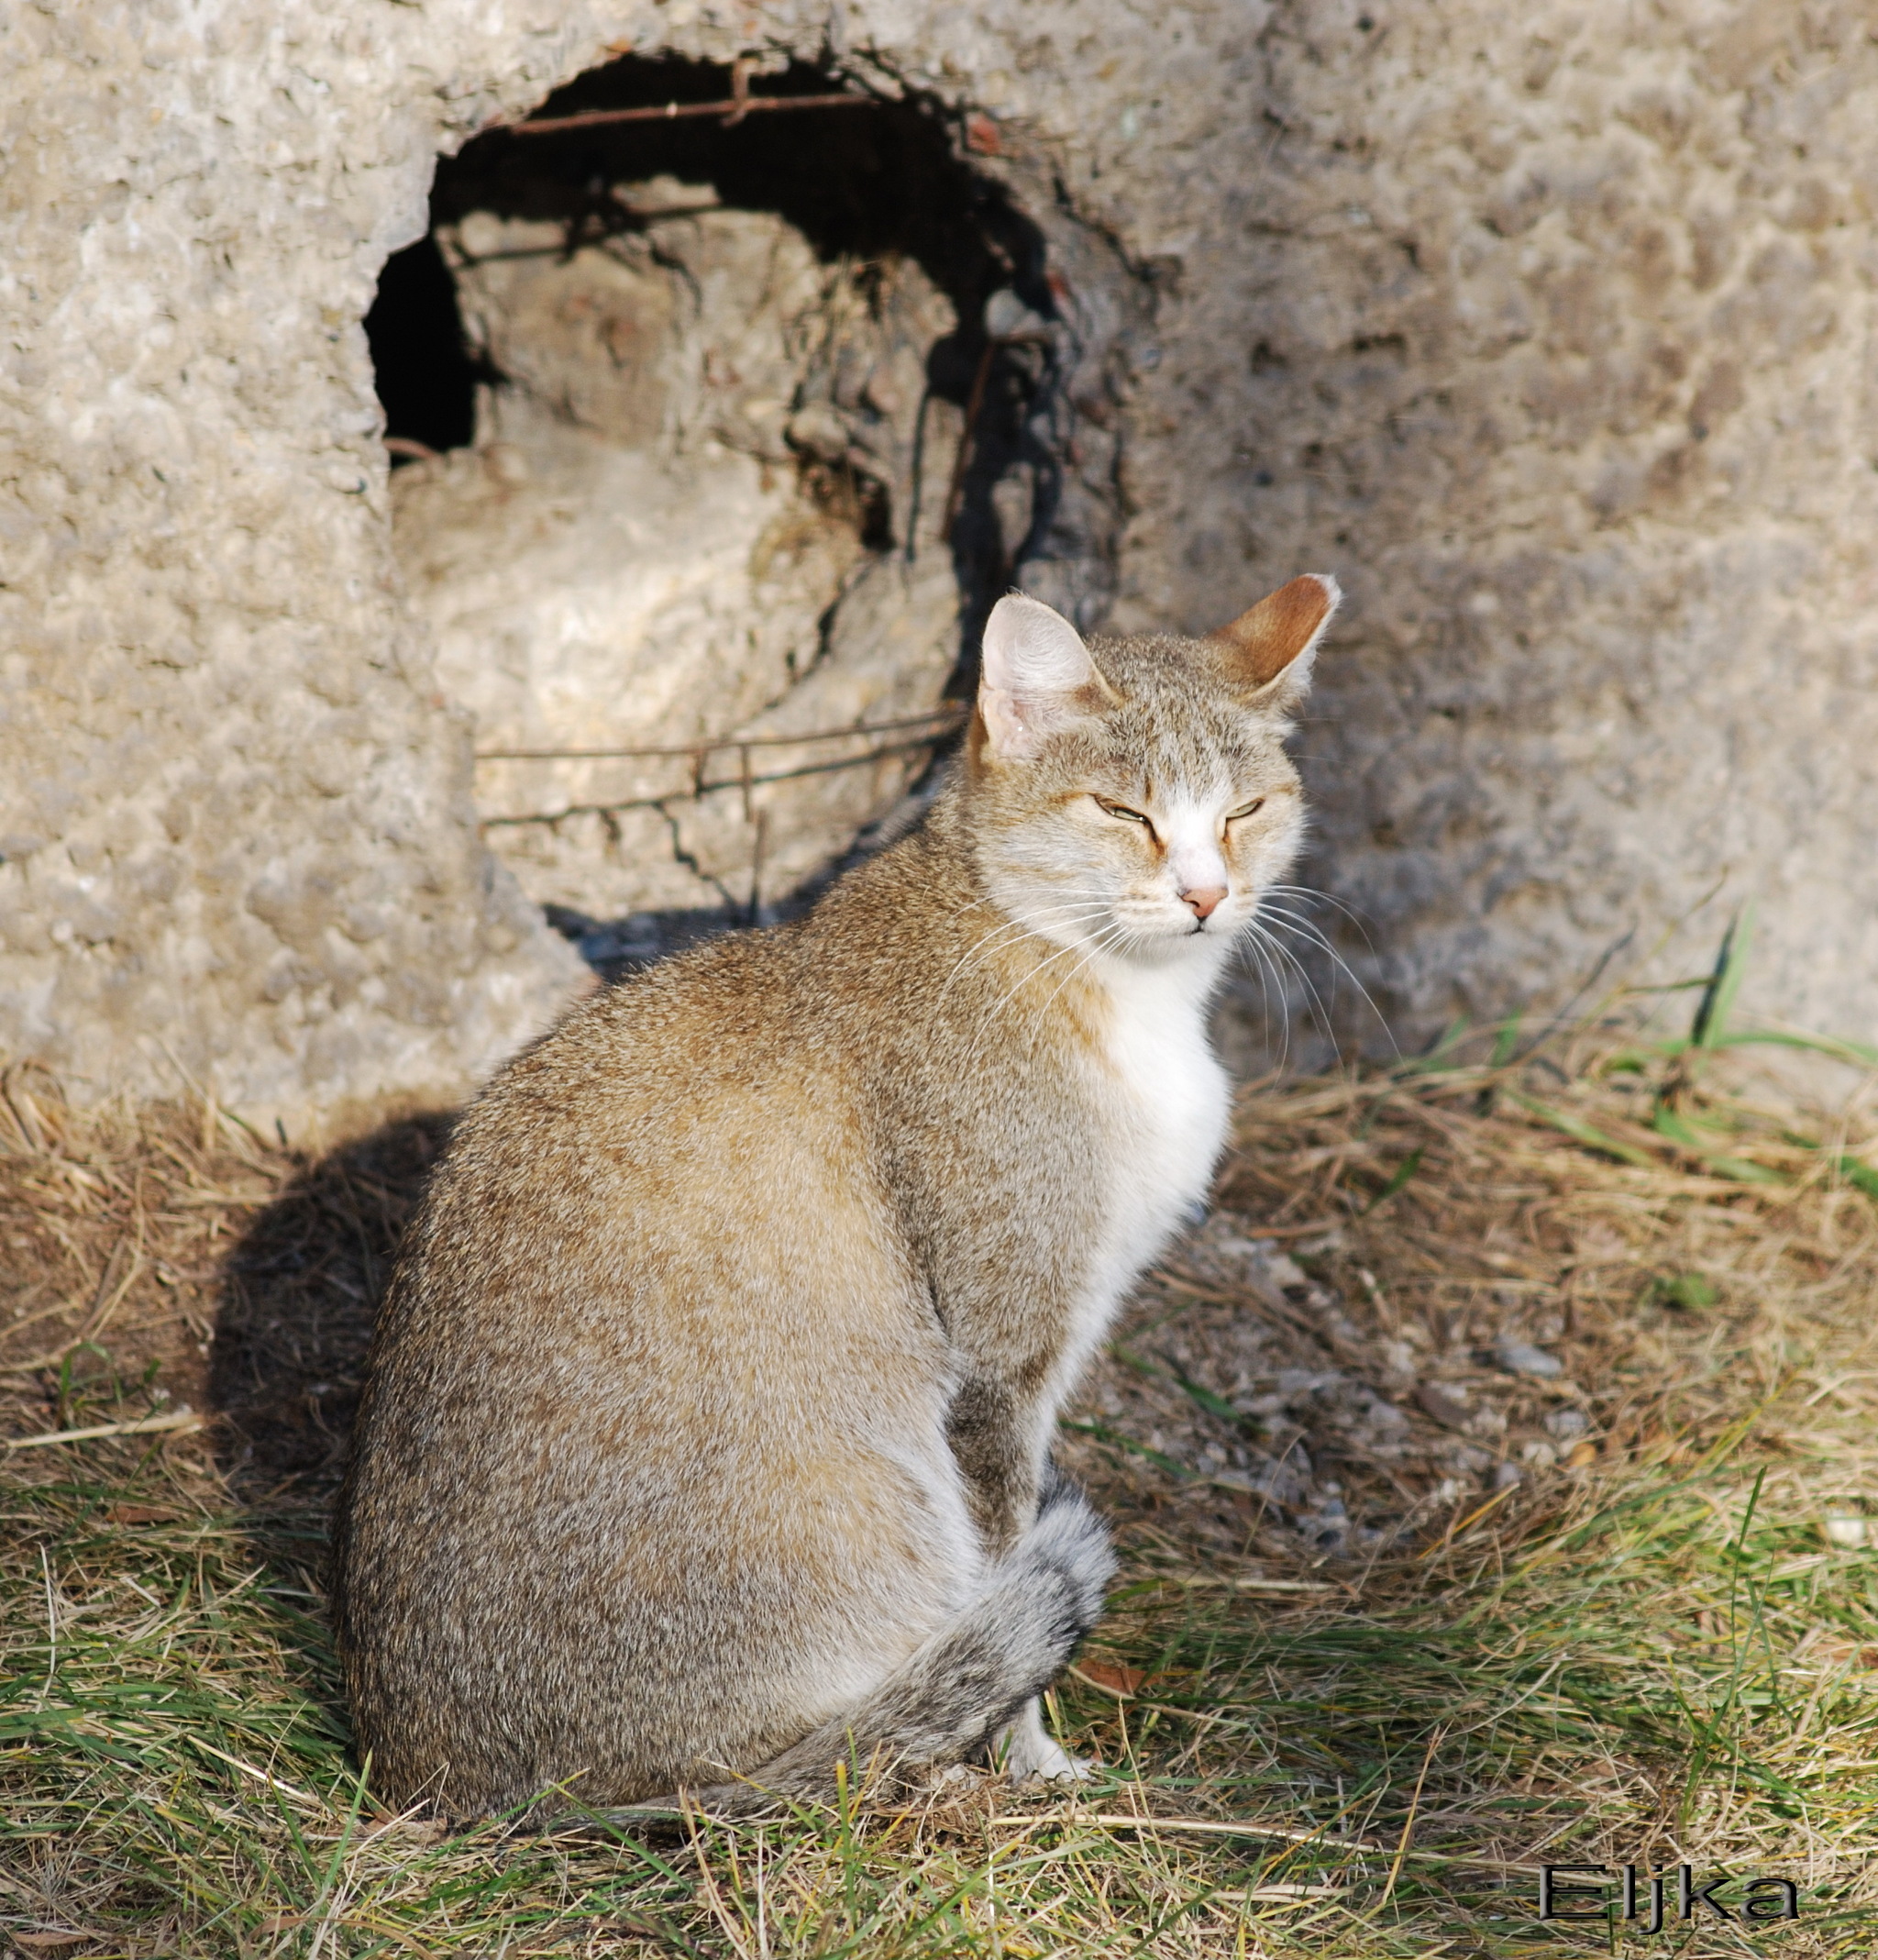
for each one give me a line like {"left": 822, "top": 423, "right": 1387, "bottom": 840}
{"left": 498, "top": 60, "right": 878, "bottom": 138}
{"left": 473, "top": 706, "right": 967, "bottom": 828}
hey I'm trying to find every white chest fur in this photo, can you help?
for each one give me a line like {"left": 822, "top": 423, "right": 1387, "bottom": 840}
{"left": 1065, "top": 958, "right": 1231, "bottom": 1373}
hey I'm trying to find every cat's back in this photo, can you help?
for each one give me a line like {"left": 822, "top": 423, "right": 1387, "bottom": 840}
{"left": 342, "top": 906, "right": 956, "bottom": 1567}
{"left": 381, "top": 923, "right": 882, "bottom": 1354}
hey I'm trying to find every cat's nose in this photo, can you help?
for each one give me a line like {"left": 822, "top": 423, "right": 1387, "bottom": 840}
{"left": 1181, "top": 884, "right": 1228, "bottom": 920}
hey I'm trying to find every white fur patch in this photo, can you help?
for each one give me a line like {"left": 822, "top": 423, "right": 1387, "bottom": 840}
{"left": 1054, "top": 955, "right": 1231, "bottom": 1393}
{"left": 1160, "top": 792, "right": 1231, "bottom": 904}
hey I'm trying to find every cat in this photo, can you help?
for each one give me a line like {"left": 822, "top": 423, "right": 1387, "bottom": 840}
{"left": 333, "top": 572, "right": 1339, "bottom": 1819}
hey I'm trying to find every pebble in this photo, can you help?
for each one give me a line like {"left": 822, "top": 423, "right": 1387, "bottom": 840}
{"left": 1415, "top": 1380, "right": 1473, "bottom": 1428}
{"left": 1496, "top": 1338, "right": 1563, "bottom": 1379}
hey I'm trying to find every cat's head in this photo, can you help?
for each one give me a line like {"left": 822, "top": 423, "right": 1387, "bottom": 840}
{"left": 965, "top": 576, "right": 1337, "bottom": 968}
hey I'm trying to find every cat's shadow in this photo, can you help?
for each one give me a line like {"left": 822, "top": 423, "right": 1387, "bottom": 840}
{"left": 205, "top": 897, "right": 776, "bottom": 1511}
{"left": 209, "top": 1113, "right": 451, "bottom": 1520}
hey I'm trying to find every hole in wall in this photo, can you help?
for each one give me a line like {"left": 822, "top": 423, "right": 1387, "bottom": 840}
{"left": 366, "top": 56, "right": 1121, "bottom": 979}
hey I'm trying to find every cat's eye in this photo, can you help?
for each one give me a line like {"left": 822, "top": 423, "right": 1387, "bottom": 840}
{"left": 1227, "top": 797, "right": 1267, "bottom": 824}
{"left": 1094, "top": 797, "right": 1151, "bottom": 825}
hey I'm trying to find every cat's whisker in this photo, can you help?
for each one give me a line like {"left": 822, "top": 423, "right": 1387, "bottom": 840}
{"left": 1248, "top": 899, "right": 1395, "bottom": 1049}
{"left": 1255, "top": 892, "right": 1395, "bottom": 1047}
{"left": 1238, "top": 916, "right": 1357, "bottom": 1064}
{"left": 939, "top": 910, "right": 1118, "bottom": 996}
{"left": 962, "top": 914, "right": 1132, "bottom": 1074}
{"left": 1264, "top": 883, "right": 1380, "bottom": 948}
{"left": 1237, "top": 920, "right": 1313, "bottom": 1025}
{"left": 933, "top": 903, "right": 1115, "bottom": 1002}
{"left": 989, "top": 925, "right": 1132, "bottom": 1073}
{"left": 1234, "top": 927, "right": 1283, "bottom": 1058}
{"left": 942, "top": 889, "right": 1109, "bottom": 953}
{"left": 1255, "top": 904, "right": 1363, "bottom": 973}
{"left": 1232, "top": 921, "right": 1294, "bottom": 1069}
{"left": 978, "top": 924, "right": 1112, "bottom": 1030}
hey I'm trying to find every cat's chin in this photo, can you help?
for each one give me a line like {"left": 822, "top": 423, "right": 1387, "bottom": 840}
{"left": 1099, "top": 924, "right": 1242, "bottom": 973}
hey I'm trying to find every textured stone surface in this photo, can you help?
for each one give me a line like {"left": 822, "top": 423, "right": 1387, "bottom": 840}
{"left": 1099, "top": 2, "right": 1878, "bottom": 1047}
{"left": 5, "top": 0, "right": 1874, "bottom": 1133}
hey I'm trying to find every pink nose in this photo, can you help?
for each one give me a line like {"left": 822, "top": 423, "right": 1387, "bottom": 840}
{"left": 1182, "top": 885, "right": 1228, "bottom": 920}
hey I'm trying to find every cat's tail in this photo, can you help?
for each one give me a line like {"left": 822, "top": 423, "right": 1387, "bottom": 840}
{"left": 701, "top": 1469, "right": 1114, "bottom": 1815}
{"left": 565, "top": 1470, "right": 1114, "bottom": 1827}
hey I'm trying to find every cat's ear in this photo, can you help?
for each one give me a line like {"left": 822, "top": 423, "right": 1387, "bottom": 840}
{"left": 1209, "top": 574, "right": 1340, "bottom": 707}
{"left": 978, "top": 593, "right": 1117, "bottom": 760}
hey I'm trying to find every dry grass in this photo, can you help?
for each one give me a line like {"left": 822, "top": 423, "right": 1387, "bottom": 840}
{"left": 4, "top": 991, "right": 1877, "bottom": 1957}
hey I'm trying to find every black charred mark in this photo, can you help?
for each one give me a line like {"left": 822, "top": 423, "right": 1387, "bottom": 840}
{"left": 366, "top": 234, "right": 491, "bottom": 460}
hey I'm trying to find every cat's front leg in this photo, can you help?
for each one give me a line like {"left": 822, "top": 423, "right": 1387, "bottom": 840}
{"left": 945, "top": 1366, "right": 1106, "bottom": 1784}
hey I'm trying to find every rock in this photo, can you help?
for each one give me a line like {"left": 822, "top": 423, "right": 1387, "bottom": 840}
{"left": 1254, "top": 1254, "right": 1308, "bottom": 1302}
{"left": 1378, "top": 1337, "right": 1420, "bottom": 1382}
{"left": 1497, "top": 1340, "right": 1565, "bottom": 1379}
{"left": 399, "top": 213, "right": 967, "bottom": 926}
{"left": 1277, "top": 1368, "right": 1344, "bottom": 1402}
{"left": 1415, "top": 1381, "right": 1474, "bottom": 1429}
{"left": 1210, "top": 1234, "right": 1309, "bottom": 1314}
{"left": 785, "top": 403, "right": 854, "bottom": 463}
{"left": 1544, "top": 1408, "right": 1590, "bottom": 1441}
{"left": 984, "top": 289, "right": 1052, "bottom": 340}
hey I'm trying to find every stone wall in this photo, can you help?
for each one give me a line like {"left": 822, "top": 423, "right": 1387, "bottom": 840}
{"left": 5, "top": 1, "right": 1873, "bottom": 1134}
{"left": 1109, "top": 1, "right": 1878, "bottom": 1052}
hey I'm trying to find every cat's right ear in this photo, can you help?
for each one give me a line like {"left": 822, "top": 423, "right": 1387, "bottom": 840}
{"left": 978, "top": 593, "right": 1116, "bottom": 760}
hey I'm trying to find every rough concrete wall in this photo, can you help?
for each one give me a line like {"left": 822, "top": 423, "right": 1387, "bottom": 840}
{"left": 1095, "top": 1, "right": 1878, "bottom": 1045}
{"left": 0, "top": 3, "right": 602, "bottom": 1132}
{"left": 6, "top": 1, "right": 1875, "bottom": 1134}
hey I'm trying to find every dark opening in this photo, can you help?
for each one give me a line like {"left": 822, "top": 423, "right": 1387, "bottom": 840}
{"left": 363, "top": 235, "right": 486, "bottom": 459}
{"left": 362, "top": 57, "right": 1140, "bottom": 980}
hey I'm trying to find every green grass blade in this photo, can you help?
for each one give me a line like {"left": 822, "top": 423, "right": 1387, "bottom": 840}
{"left": 1691, "top": 901, "right": 1756, "bottom": 1048}
{"left": 1503, "top": 1091, "right": 1660, "bottom": 1168}
{"left": 1650, "top": 1104, "right": 1785, "bottom": 1185}
{"left": 1713, "top": 1025, "right": 1878, "bottom": 1069}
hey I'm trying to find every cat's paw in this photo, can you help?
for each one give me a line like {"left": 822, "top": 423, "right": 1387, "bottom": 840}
{"left": 1009, "top": 1736, "right": 1096, "bottom": 1784}
{"left": 998, "top": 1700, "right": 1095, "bottom": 1783}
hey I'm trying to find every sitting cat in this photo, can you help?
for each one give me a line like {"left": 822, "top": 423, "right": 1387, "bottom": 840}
{"left": 333, "top": 572, "right": 1339, "bottom": 1818}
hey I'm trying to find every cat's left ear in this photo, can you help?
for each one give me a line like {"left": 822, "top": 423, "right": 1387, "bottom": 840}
{"left": 978, "top": 593, "right": 1118, "bottom": 760}
{"left": 1209, "top": 573, "right": 1340, "bottom": 709}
